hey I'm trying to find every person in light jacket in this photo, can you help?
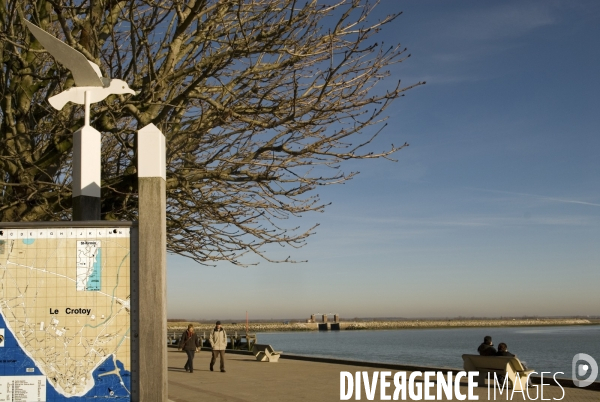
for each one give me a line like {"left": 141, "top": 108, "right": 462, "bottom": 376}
{"left": 209, "top": 321, "right": 227, "bottom": 372}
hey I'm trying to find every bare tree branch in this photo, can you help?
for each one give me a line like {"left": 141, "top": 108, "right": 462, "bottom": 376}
{"left": 0, "top": 0, "right": 424, "bottom": 266}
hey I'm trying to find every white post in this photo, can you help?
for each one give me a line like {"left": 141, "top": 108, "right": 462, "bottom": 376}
{"left": 72, "top": 124, "right": 101, "bottom": 220}
{"left": 135, "top": 123, "right": 167, "bottom": 401}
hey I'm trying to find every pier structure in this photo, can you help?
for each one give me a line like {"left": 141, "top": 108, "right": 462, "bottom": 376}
{"left": 307, "top": 313, "right": 340, "bottom": 330}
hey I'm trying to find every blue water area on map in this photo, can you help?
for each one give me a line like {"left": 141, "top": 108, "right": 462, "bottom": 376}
{"left": 22, "top": 238, "right": 35, "bottom": 245}
{"left": 0, "top": 313, "right": 131, "bottom": 400}
{"left": 86, "top": 247, "right": 102, "bottom": 291}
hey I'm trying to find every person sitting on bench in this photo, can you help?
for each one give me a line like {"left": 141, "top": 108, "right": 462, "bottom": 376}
{"left": 496, "top": 342, "right": 513, "bottom": 356}
{"left": 495, "top": 342, "right": 532, "bottom": 387}
{"left": 496, "top": 342, "right": 529, "bottom": 370}
{"left": 477, "top": 335, "right": 497, "bottom": 356}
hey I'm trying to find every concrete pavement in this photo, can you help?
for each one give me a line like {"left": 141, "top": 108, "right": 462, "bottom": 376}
{"left": 166, "top": 349, "right": 598, "bottom": 402}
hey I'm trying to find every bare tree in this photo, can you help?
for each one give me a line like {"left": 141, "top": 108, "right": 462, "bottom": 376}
{"left": 0, "top": 0, "right": 423, "bottom": 265}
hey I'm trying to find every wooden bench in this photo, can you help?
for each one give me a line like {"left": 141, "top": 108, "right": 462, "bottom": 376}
{"left": 252, "top": 344, "right": 282, "bottom": 362}
{"left": 462, "top": 354, "right": 534, "bottom": 390}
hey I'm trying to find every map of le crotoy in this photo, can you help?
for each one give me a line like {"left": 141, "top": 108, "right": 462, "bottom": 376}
{"left": 0, "top": 227, "right": 131, "bottom": 401}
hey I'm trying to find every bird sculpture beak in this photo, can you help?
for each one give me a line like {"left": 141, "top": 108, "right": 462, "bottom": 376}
{"left": 120, "top": 85, "right": 137, "bottom": 96}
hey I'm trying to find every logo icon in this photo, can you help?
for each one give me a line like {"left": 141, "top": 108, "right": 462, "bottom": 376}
{"left": 572, "top": 353, "right": 598, "bottom": 387}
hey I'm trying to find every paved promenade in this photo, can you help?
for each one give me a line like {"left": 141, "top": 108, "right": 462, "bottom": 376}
{"left": 167, "top": 349, "right": 598, "bottom": 401}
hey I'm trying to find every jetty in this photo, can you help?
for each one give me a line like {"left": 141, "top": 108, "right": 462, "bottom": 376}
{"left": 167, "top": 318, "right": 595, "bottom": 334}
{"left": 306, "top": 313, "right": 341, "bottom": 330}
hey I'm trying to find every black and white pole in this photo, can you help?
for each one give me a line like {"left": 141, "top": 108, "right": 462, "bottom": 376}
{"left": 135, "top": 123, "right": 167, "bottom": 401}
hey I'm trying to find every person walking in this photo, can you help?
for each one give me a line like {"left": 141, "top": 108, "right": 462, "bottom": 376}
{"left": 178, "top": 324, "right": 200, "bottom": 373}
{"left": 210, "top": 321, "right": 227, "bottom": 372}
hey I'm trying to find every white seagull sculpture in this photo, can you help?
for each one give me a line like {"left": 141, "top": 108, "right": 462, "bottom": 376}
{"left": 25, "top": 20, "right": 136, "bottom": 113}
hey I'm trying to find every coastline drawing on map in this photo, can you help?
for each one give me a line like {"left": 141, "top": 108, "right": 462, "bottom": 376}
{"left": 0, "top": 226, "right": 132, "bottom": 401}
{"left": 77, "top": 240, "right": 102, "bottom": 291}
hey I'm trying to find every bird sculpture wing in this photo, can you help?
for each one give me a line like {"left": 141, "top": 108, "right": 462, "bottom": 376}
{"left": 24, "top": 20, "right": 104, "bottom": 87}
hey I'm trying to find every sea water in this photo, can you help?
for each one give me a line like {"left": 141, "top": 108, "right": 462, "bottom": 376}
{"left": 258, "top": 325, "right": 600, "bottom": 378}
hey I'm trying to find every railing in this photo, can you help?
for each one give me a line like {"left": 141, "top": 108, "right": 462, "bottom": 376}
{"left": 167, "top": 331, "right": 257, "bottom": 351}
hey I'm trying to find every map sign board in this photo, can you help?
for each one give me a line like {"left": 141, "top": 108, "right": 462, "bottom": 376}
{"left": 0, "top": 223, "right": 137, "bottom": 401}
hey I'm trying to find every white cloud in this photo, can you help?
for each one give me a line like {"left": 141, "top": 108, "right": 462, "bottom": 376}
{"left": 472, "top": 188, "right": 600, "bottom": 208}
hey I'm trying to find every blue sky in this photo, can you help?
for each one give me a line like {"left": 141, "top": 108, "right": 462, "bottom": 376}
{"left": 167, "top": 0, "right": 600, "bottom": 320}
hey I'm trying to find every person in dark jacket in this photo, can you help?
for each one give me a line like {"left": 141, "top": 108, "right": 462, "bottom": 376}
{"left": 495, "top": 342, "right": 531, "bottom": 386}
{"left": 178, "top": 324, "right": 200, "bottom": 373}
{"left": 494, "top": 343, "right": 513, "bottom": 385}
{"left": 496, "top": 343, "right": 529, "bottom": 369}
{"left": 496, "top": 342, "right": 514, "bottom": 357}
{"left": 477, "top": 335, "right": 497, "bottom": 356}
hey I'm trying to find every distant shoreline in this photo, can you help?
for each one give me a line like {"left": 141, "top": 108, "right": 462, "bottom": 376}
{"left": 167, "top": 318, "right": 596, "bottom": 333}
